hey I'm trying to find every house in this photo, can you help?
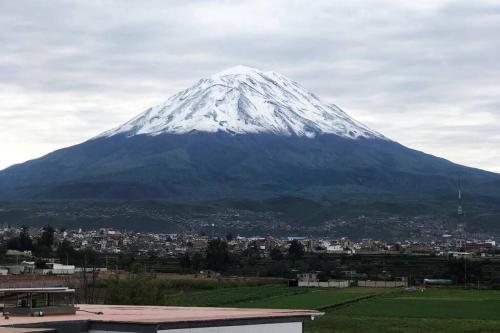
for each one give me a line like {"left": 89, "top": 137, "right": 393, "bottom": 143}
{"left": 297, "top": 272, "right": 318, "bottom": 283}
{"left": 36, "top": 263, "right": 76, "bottom": 275}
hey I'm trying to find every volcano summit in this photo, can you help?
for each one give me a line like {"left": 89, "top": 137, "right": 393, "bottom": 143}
{"left": 0, "top": 66, "right": 498, "bottom": 200}
{"left": 98, "top": 65, "right": 383, "bottom": 139}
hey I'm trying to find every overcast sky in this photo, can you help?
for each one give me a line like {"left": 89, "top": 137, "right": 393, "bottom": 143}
{"left": 1, "top": 0, "right": 499, "bottom": 172}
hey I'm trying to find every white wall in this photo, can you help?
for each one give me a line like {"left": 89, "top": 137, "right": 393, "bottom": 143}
{"left": 158, "top": 322, "right": 302, "bottom": 333}
{"left": 298, "top": 280, "right": 349, "bottom": 288}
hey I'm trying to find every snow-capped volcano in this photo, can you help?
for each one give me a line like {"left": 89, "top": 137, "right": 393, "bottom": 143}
{"left": 2, "top": 65, "right": 498, "bottom": 204}
{"left": 99, "top": 65, "right": 384, "bottom": 139}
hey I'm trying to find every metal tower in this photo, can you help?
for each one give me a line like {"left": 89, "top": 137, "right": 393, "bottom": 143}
{"left": 456, "top": 177, "right": 466, "bottom": 245}
{"left": 455, "top": 177, "right": 468, "bottom": 288}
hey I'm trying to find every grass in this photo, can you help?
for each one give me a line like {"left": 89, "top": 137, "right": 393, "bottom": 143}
{"left": 335, "top": 289, "right": 500, "bottom": 321}
{"left": 306, "top": 288, "right": 500, "bottom": 333}
{"left": 163, "top": 285, "right": 380, "bottom": 309}
{"left": 102, "top": 274, "right": 288, "bottom": 305}
{"left": 163, "top": 285, "right": 308, "bottom": 307}
{"left": 306, "top": 316, "right": 500, "bottom": 333}
{"left": 135, "top": 281, "right": 500, "bottom": 332}
{"left": 233, "top": 287, "right": 380, "bottom": 309}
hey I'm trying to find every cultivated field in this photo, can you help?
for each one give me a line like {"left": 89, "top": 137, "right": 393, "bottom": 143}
{"left": 306, "top": 288, "right": 500, "bottom": 333}
{"left": 163, "top": 285, "right": 500, "bottom": 332}
{"left": 162, "top": 285, "right": 306, "bottom": 307}
{"left": 232, "top": 287, "right": 381, "bottom": 309}
{"left": 102, "top": 275, "right": 500, "bottom": 332}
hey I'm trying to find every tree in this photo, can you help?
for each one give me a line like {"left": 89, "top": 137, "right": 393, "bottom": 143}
{"left": 79, "top": 248, "right": 100, "bottom": 304}
{"left": 191, "top": 252, "right": 203, "bottom": 272}
{"left": 7, "top": 226, "right": 34, "bottom": 251}
{"left": 57, "top": 239, "right": 76, "bottom": 264}
{"left": 243, "top": 241, "right": 260, "bottom": 258}
{"left": 19, "top": 226, "right": 34, "bottom": 251}
{"left": 270, "top": 247, "right": 284, "bottom": 261}
{"left": 6, "top": 237, "right": 19, "bottom": 251}
{"left": 206, "top": 239, "right": 229, "bottom": 271}
{"left": 35, "top": 259, "right": 48, "bottom": 269}
{"left": 36, "top": 245, "right": 52, "bottom": 258}
{"left": 266, "top": 262, "right": 290, "bottom": 277}
{"left": 104, "top": 275, "right": 163, "bottom": 305}
{"left": 38, "top": 225, "right": 55, "bottom": 248}
{"left": 179, "top": 253, "right": 191, "bottom": 269}
{"left": 288, "top": 240, "right": 304, "bottom": 259}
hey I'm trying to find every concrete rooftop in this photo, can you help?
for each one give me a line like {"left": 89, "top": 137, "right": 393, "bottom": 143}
{"left": 0, "top": 304, "right": 321, "bottom": 326}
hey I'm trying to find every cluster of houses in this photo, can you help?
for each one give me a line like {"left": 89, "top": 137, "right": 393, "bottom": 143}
{"left": 1, "top": 226, "right": 498, "bottom": 263}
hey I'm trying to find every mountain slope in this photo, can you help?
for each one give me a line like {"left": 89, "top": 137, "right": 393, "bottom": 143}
{"left": 0, "top": 66, "right": 498, "bottom": 201}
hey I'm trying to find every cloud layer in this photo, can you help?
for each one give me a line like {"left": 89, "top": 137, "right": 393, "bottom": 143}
{"left": 1, "top": 0, "right": 499, "bottom": 172}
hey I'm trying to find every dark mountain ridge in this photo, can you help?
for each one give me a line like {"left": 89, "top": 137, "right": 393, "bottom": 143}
{"left": 0, "top": 132, "right": 498, "bottom": 201}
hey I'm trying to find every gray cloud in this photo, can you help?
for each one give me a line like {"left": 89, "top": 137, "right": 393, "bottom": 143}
{"left": 0, "top": 0, "right": 499, "bottom": 172}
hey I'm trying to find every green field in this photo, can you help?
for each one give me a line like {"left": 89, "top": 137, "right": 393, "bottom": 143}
{"left": 233, "top": 287, "right": 380, "bottom": 309}
{"left": 163, "top": 285, "right": 309, "bottom": 307}
{"left": 163, "top": 286, "right": 500, "bottom": 332}
{"left": 305, "top": 289, "right": 500, "bottom": 333}
{"left": 162, "top": 284, "right": 378, "bottom": 309}
{"left": 105, "top": 277, "right": 500, "bottom": 332}
{"left": 334, "top": 289, "right": 500, "bottom": 321}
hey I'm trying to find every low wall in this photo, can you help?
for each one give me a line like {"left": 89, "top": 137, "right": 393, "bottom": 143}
{"left": 357, "top": 280, "right": 408, "bottom": 288}
{"left": 0, "top": 275, "right": 82, "bottom": 289}
{"left": 298, "top": 280, "right": 349, "bottom": 288}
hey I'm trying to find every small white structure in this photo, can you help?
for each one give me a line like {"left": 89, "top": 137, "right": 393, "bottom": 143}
{"left": 6, "top": 250, "right": 32, "bottom": 257}
{"left": 448, "top": 251, "right": 472, "bottom": 258}
{"left": 46, "top": 263, "right": 76, "bottom": 275}
{"left": 298, "top": 280, "right": 350, "bottom": 288}
{"left": 297, "top": 273, "right": 318, "bottom": 283}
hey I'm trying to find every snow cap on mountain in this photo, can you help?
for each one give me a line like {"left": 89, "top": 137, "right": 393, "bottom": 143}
{"left": 98, "top": 66, "right": 384, "bottom": 140}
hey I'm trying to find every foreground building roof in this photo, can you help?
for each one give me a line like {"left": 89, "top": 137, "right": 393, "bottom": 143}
{"left": 0, "top": 304, "right": 322, "bottom": 333}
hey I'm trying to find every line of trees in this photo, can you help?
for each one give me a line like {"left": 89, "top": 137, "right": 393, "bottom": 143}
{"left": 4, "top": 225, "right": 99, "bottom": 268}
{"left": 6, "top": 225, "right": 56, "bottom": 258}
{"left": 179, "top": 238, "right": 305, "bottom": 273}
